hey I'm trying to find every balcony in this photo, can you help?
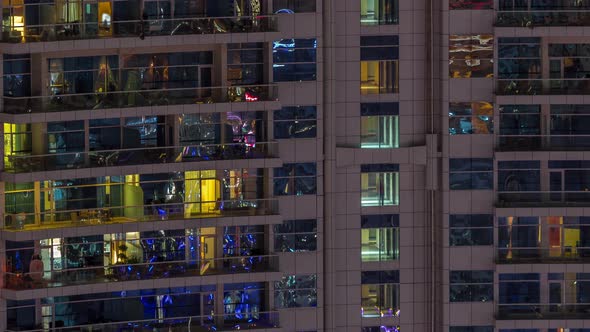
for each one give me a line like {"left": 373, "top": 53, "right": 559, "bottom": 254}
{"left": 4, "top": 198, "right": 279, "bottom": 231}
{"left": 497, "top": 79, "right": 590, "bottom": 95}
{"left": 496, "top": 248, "right": 590, "bottom": 264}
{"left": 497, "top": 192, "right": 590, "bottom": 207}
{"left": 4, "top": 142, "right": 278, "bottom": 174}
{"left": 5, "top": 311, "right": 280, "bottom": 332}
{"left": 496, "top": 10, "right": 590, "bottom": 27}
{"left": 1, "top": 15, "right": 278, "bottom": 43}
{"left": 497, "top": 135, "right": 590, "bottom": 151}
{"left": 2, "top": 85, "right": 279, "bottom": 114}
{"left": 3, "top": 255, "right": 279, "bottom": 290}
{"left": 497, "top": 304, "right": 590, "bottom": 320}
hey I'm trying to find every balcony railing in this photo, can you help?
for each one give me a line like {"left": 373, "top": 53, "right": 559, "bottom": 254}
{"left": 4, "top": 255, "right": 279, "bottom": 290}
{"left": 4, "top": 142, "right": 278, "bottom": 173}
{"left": 496, "top": 10, "right": 590, "bottom": 27}
{"left": 5, "top": 311, "right": 280, "bottom": 332}
{"left": 2, "top": 84, "right": 279, "bottom": 114}
{"left": 497, "top": 135, "right": 590, "bottom": 151}
{"left": 1, "top": 15, "right": 278, "bottom": 43}
{"left": 4, "top": 198, "right": 279, "bottom": 231}
{"left": 497, "top": 79, "right": 590, "bottom": 95}
{"left": 497, "top": 304, "right": 590, "bottom": 320}
{"left": 496, "top": 247, "right": 590, "bottom": 263}
{"left": 497, "top": 192, "right": 590, "bottom": 207}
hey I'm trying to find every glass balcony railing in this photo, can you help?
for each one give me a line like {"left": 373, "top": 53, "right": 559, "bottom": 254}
{"left": 1, "top": 15, "right": 278, "bottom": 43}
{"left": 496, "top": 10, "right": 590, "bottom": 27}
{"left": 496, "top": 248, "right": 590, "bottom": 263}
{"left": 2, "top": 85, "right": 279, "bottom": 114}
{"left": 497, "top": 192, "right": 590, "bottom": 207}
{"left": 4, "top": 198, "right": 279, "bottom": 231}
{"left": 3, "top": 255, "right": 279, "bottom": 290}
{"left": 5, "top": 311, "right": 280, "bottom": 332}
{"left": 497, "top": 304, "right": 590, "bottom": 320}
{"left": 497, "top": 79, "right": 590, "bottom": 95}
{"left": 497, "top": 135, "right": 590, "bottom": 151}
{"left": 4, "top": 142, "right": 278, "bottom": 173}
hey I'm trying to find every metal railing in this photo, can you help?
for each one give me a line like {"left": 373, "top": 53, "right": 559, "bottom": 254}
{"left": 497, "top": 79, "right": 590, "bottom": 95}
{"left": 4, "top": 142, "right": 278, "bottom": 173}
{"left": 496, "top": 10, "right": 590, "bottom": 27}
{"left": 496, "top": 247, "right": 590, "bottom": 263}
{"left": 497, "top": 191, "right": 590, "bottom": 207}
{"left": 1, "top": 15, "right": 278, "bottom": 43}
{"left": 5, "top": 311, "right": 280, "bottom": 332}
{"left": 4, "top": 198, "right": 279, "bottom": 231}
{"left": 497, "top": 135, "right": 590, "bottom": 151}
{"left": 3, "top": 255, "right": 279, "bottom": 290}
{"left": 497, "top": 304, "right": 590, "bottom": 320}
{"left": 2, "top": 84, "right": 279, "bottom": 114}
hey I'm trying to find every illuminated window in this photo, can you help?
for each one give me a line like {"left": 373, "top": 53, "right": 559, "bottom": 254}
{"left": 361, "top": 103, "right": 399, "bottom": 148}
{"left": 361, "top": 36, "right": 399, "bottom": 94}
{"left": 361, "top": 164, "right": 399, "bottom": 206}
{"left": 361, "top": 270, "right": 400, "bottom": 318}
{"left": 449, "top": 35, "right": 494, "bottom": 78}
{"left": 361, "top": 214, "right": 399, "bottom": 261}
{"left": 448, "top": 102, "right": 493, "bottom": 135}
{"left": 361, "top": 0, "right": 399, "bottom": 25}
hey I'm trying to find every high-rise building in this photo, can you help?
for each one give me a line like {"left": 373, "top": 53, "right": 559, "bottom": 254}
{"left": 0, "top": 0, "right": 586, "bottom": 332}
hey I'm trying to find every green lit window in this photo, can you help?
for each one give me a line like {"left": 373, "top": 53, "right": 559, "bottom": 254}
{"left": 361, "top": 164, "right": 399, "bottom": 207}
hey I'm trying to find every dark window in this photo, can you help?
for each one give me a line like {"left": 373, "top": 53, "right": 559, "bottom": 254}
{"left": 449, "top": 214, "right": 493, "bottom": 246}
{"left": 273, "top": 163, "right": 317, "bottom": 195}
{"left": 450, "top": 327, "right": 494, "bottom": 332}
{"left": 449, "top": 270, "right": 494, "bottom": 302}
{"left": 499, "top": 273, "right": 540, "bottom": 304}
{"left": 274, "top": 219, "right": 317, "bottom": 252}
{"left": 450, "top": 0, "right": 493, "bottom": 9}
{"left": 273, "top": 39, "right": 317, "bottom": 82}
{"left": 449, "top": 158, "right": 493, "bottom": 190}
{"left": 274, "top": 106, "right": 317, "bottom": 139}
{"left": 273, "top": 0, "right": 316, "bottom": 13}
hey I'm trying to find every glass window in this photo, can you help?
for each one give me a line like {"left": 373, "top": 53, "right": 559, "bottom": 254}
{"left": 499, "top": 273, "right": 540, "bottom": 304}
{"left": 274, "top": 106, "right": 317, "bottom": 139}
{"left": 273, "top": 0, "right": 316, "bottom": 13}
{"left": 361, "top": 36, "right": 399, "bottom": 94}
{"left": 450, "top": 0, "right": 493, "bottom": 9}
{"left": 449, "top": 35, "right": 494, "bottom": 78}
{"left": 3, "top": 123, "right": 32, "bottom": 168}
{"left": 449, "top": 158, "right": 493, "bottom": 190}
{"left": 362, "top": 214, "right": 399, "bottom": 261}
{"left": 450, "top": 328, "right": 494, "bottom": 332}
{"left": 274, "top": 219, "right": 317, "bottom": 252}
{"left": 362, "top": 327, "right": 400, "bottom": 332}
{"left": 361, "top": 103, "right": 399, "bottom": 148}
{"left": 498, "top": 104, "right": 541, "bottom": 150}
{"left": 361, "top": 164, "right": 400, "bottom": 206}
{"left": 449, "top": 214, "right": 493, "bottom": 246}
{"left": 273, "top": 39, "right": 317, "bottom": 82}
{"left": 448, "top": 102, "right": 493, "bottom": 135}
{"left": 361, "top": 270, "right": 400, "bottom": 318}
{"left": 273, "top": 163, "right": 317, "bottom": 195}
{"left": 224, "top": 282, "right": 266, "bottom": 319}
{"left": 498, "top": 161, "right": 541, "bottom": 192}
{"left": 551, "top": 105, "right": 590, "bottom": 148}
{"left": 227, "top": 43, "right": 264, "bottom": 85}
{"left": 498, "top": 217, "right": 541, "bottom": 260}
{"left": 274, "top": 274, "right": 317, "bottom": 308}
{"left": 3, "top": 53, "right": 31, "bottom": 97}
{"left": 449, "top": 270, "right": 494, "bottom": 302}
{"left": 361, "top": 0, "right": 399, "bottom": 25}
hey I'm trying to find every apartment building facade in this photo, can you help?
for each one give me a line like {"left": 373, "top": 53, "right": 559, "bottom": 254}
{"left": 0, "top": 0, "right": 586, "bottom": 332}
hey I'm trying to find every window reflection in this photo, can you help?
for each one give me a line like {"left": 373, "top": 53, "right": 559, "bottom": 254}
{"left": 448, "top": 102, "right": 493, "bottom": 135}
{"left": 449, "top": 35, "right": 494, "bottom": 78}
